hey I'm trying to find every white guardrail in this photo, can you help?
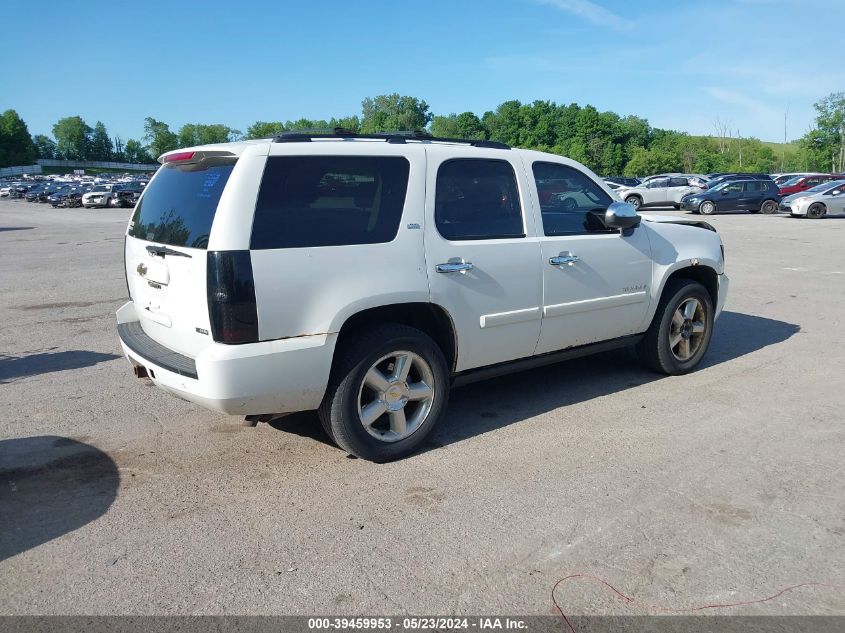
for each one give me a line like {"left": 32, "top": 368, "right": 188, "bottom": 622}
{"left": 0, "top": 165, "right": 42, "bottom": 177}
{"left": 36, "top": 159, "right": 159, "bottom": 171}
{"left": 1, "top": 160, "right": 159, "bottom": 178}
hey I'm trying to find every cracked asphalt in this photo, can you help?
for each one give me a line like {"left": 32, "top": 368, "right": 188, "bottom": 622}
{"left": 0, "top": 198, "right": 843, "bottom": 617}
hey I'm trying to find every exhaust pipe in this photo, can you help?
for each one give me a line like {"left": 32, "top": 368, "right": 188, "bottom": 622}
{"left": 243, "top": 413, "right": 276, "bottom": 427}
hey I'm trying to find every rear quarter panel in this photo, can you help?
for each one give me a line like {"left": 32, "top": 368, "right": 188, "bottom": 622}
{"left": 248, "top": 142, "right": 430, "bottom": 340}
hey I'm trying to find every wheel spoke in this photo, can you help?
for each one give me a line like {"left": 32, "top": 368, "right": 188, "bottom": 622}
{"left": 407, "top": 381, "right": 433, "bottom": 401}
{"left": 691, "top": 320, "right": 705, "bottom": 334}
{"left": 389, "top": 409, "right": 407, "bottom": 435}
{"left": 682, "top": 299, "right": 697, "bottom": 320}
{"left": 364, "top": 367, "right": 390, "bottom": 392}
{"left": 672, "top": 310, "right": 684, "bottom": 328}
{"left": 392, "top": 353, "right": 412, "bottom": 382}
{"left": 360, "top": 400, "right": 386, "bottom": 427}
{"left": 679, "top": 338, "right": 690, "bottom": 359}
{"left": 669, "top": 332, "right": 683, "bottom": 349}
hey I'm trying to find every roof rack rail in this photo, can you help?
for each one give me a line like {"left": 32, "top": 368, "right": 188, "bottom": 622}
{"left": 272, "top": 128, "right": 510, "bottom": 150}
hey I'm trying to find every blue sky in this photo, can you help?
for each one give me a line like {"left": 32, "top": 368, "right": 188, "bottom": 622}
{"left": 2, "top": 0, "right": 842, "bottom": 143}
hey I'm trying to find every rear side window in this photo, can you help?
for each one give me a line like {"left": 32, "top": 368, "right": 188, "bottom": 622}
{"left": 744, "top": 181, "right": 763, "bottom": 192}
{"left": 435, "top": 159, "right": 523, "bottom": 240}
{"left": 251, "top": 156, "right": 410, "bottom": 249}
{"left": 128, "top": 158, "right": 235, "bottom": 249}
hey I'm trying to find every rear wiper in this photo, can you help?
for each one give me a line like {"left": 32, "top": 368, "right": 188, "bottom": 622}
{"left": 146, "top": 244, "right": 192, "bottom": 258}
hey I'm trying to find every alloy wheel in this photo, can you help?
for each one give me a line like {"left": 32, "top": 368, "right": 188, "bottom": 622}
{"left": 669, "top": 298, "right": 707, "bottom": 361}
{"left": 357, "top": 351, "right": 435, "bottom": 442}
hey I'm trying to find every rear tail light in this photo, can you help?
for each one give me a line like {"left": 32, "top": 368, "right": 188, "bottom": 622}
{"left": 207, "top": 251, "right": 259, "bottom": 344}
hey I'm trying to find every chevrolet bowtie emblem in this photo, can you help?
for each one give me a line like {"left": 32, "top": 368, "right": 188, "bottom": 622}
{"left": 136, "top": 263, "right": 148, "bottom": 276}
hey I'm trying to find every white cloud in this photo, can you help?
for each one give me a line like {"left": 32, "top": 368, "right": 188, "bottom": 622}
{"left": 536, "top": 0, "right": 633, "bottom": 31}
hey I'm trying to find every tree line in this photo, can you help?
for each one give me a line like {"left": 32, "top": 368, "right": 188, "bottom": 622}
{"left": 2, "top": 92, "right": 843, "bottom": 174}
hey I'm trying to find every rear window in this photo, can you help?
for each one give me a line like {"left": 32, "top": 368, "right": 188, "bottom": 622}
{"left": 127, "top": 158, "right": 235, "bottom": 249}
{"left": 250, "top": 156, "right": 410, "bottom": 249}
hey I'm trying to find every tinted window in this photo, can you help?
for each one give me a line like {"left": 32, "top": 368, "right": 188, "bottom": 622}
{"left": 668, "top": 177, "right": 688, "bottom": 187}
{"left": 435, "top": 159, "right": 523, "bottom": 240}
{"left": 251, "top": 156, "right": 410, "bottom": 249}
{"left": 744, "top": 181, "right": 763, "bottom": 192}
{"left": 128, "top": 158, "right": 235, "bottom": 249}
{"left": 532, "top": 162, "right": 614, "bottom": 236}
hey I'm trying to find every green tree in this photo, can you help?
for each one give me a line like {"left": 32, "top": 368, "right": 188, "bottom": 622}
{"left": 143, "top": 117, "right": 178, "bottom": 159}
{"left": 430, "top": 112, "right": 488, "bottom": 139}
{"left": 0, "top": 109, "right": 38, "bottom": 167}
{"left": 246, "top": 121, "right": 288, "bottom": 139}
{"left": 177, "top": 123, "right": 241, "bottom": 147}
{"left": 89, "top": 121, "right": 113, "bottom": 161}
{"left": 124, "top": 139, "right": 153, "bottom": 164}
{"left": 52, "top": 115, "right": 92, "bottom": 160}
{"left": 360, "top": 94, "right": 432, "bottom": 132}
{"left": 32, "top": 134, "right": 56, "bottom": 160}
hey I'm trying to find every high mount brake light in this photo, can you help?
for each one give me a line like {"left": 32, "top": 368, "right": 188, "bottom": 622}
{"left": 164, "top": 151, "right": 196, "bottom": 163}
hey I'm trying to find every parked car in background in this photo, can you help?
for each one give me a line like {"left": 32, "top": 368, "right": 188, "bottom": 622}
{"left": 109, "top": 189, "right": 139, "bottom": 208}
{"left": 681, "top": 179, "right": 781, "bottom": 215}
{"left": 772, "top": 173, "right": 812, "bottom": 186}
{"left": 778, "top": 174, "right": 843, "bottom": 196}
{"left": 779, "top": 179, "right": 845, "bottom": 218}
{"left": 616, "top": 176, "right": 706, "bottom": 209}
{"left": 706, "top": 173, "right": 772, "bottom": 189}
{"left": 82, "top": 184, "right": 120, "bottom": 208}
{"left": 604, "top": 176, "right": 640, "bottom": 187}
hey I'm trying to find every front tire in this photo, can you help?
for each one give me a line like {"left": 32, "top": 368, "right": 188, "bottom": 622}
{"left": 636, "top": 279, "right": 714, "bottom": 375}
{"left": 625, "top": 195, "right": 642, "bottom": 209}
{"left": 318, "top": 324, "right": 449, "bottom": 462}
{"left": 699, "top": 200, "right": 716, "bottom": 215}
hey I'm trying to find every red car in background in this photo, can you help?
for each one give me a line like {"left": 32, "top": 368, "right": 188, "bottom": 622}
{"left": 779, "top": 174, "right": 843, "bottom": 196}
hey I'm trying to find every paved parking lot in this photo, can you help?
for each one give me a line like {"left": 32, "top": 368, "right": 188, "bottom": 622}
{"left": 0, "top": 198, "right": 843, "bottom": 617}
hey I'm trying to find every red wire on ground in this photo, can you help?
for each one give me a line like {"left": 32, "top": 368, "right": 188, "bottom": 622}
{"left": 550, "top": 573, "right": 842, "bottom": 633}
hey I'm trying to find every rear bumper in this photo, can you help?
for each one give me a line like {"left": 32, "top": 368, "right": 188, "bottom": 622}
{"left": 116, "top": 302, "right": 336, "bottom": 415}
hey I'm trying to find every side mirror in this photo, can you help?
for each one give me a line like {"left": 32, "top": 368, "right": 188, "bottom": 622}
{"left": 605, "top": 201, "right": 641, "bottom": 230}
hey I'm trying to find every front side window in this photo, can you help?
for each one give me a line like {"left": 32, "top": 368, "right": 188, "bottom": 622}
{"left": 435, "top": 159, "right": 523, "bottom": 240}
{"left": 668, "top": 177, "right": 688, "bottom": 187}
{"left": 723, "top": 183, "right": 743, "bottom": 193}
{"left": 251, "top": 156, "right": 410, "bottom": 249}
{"left": 532, "top": 162, "right": 614, "bottom": 236}
{"left": 648, "top": 178, "right": 669, "bottom": 188}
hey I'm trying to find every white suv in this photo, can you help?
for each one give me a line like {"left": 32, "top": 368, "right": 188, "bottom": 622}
{"left": 616, "top": 176, "right": 705, "bottom": 209}
{"left": 116, "top": 131, "right": 729, "bottom": 461}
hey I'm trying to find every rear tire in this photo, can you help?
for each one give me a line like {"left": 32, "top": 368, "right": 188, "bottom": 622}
{"left": 807, "top": 203, "right": 826, "bottom": 219}
{"left": 636, "top": 279, "right": 714, "bottom": 375}
{"left": 760, "top": 200, "right": 778, "bottom": 214}
{"left": 318, "top": 324, "right": 449, "bottom": 462}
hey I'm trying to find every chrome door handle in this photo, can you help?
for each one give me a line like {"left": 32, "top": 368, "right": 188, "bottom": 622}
{"left": 436, "top": 261, "right": 474, "bottom": 273}
{"left": 549, "top": 253, "right": 580, "bottom": 266}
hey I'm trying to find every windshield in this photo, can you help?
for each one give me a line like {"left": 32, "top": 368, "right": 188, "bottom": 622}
{"left": 779, "top": 177, "right": 802, "bottom": 187}
{"left": 806, "top": 180, "right": 845, "bottom": 194}
{"left": 127, "top": 157, "right": 236, "bottom": 249}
